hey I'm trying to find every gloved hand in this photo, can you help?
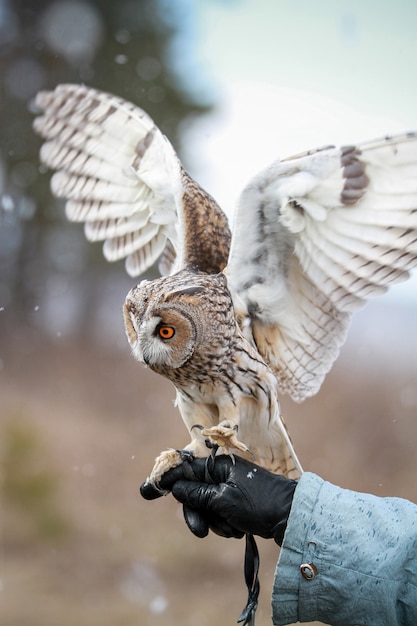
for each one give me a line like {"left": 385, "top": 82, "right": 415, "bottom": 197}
{"left": 140, "top": 455, "right": 297, "bottom": 546}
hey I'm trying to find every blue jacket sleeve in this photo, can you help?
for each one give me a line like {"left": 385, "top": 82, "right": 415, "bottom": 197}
{"left": 272, "top": 472, "right": 417, "bottom": 626}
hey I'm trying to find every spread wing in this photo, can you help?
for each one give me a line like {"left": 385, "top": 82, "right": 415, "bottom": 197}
{"left": 33, "top": 84, "right": 230, "bottom": 277}
{"left": 226, "top": 134, "right": 417, "bottom": 402}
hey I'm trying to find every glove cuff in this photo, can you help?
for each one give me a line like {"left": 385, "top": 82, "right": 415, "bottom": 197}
{"left": 272, "top": 519, "right": 288, "bottom": 546}
{"left": 271, "top": 478, "right": 298, "bottom": 545}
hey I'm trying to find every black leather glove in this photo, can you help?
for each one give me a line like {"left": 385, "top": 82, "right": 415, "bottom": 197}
{"left": 140, "top": 458, "right": 244, "bottom": 539}
{"left": 140, "top": 455, "right": 297, "bottom": 546}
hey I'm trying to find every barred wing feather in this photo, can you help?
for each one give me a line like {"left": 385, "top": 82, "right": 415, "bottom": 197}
{"left": 227, "top": 133, "right": 417, "bottom": 401}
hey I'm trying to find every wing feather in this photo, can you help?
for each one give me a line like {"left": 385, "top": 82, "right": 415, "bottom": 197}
{"left": 40, "top": 141, "right": 138, "bottom": 186}
{"left": 318, "top": 219, "right": 417, "bottom": 268}
{"left": 126, "top": 232, "right": 168, "bottom": 276}
{"left": 84, "top": 214, "right": 151, "bottom": 241}
{"left": 228, "top": 132, "right": 417, "bottom": 401}
{"left": 66, "top": 194, "right": 151, "bottom": 222}
{"left": 34, "top": 83, "right": 230, "bottom": 277}
{"left": 102, "top": 222, "right": 160, "bottom": 261}
{"left": 50, "top": 171, "right": 140, "bottom": 202}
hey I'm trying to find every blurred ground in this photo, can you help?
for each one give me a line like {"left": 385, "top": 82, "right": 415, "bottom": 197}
{"left": 1, "top": 300, "right": 416, "bottom": 626}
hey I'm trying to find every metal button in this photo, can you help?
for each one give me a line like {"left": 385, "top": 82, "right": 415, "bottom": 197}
{"left": 300, "top": 562, "right": 319, "bottom": 580}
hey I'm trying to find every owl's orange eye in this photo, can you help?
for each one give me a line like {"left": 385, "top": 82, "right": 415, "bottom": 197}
{"left": 158, "top": 325, "right": 175, "bottom": 340}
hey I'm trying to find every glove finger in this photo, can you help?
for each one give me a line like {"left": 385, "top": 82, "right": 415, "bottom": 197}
{"left": 182, "top": 504, "right": 209, "bottom": 538}
{"left": 140, "top": 480, "right": 163, "bottom": 500}
{"left": 172, "top": 479, "right": 222, "bottom": 509}
{"left": 179, "top": 455, "right": 235, "bottom": 483}
{"left": 207, "top": 516, "right": 245, "bottom": 539}
{"left": 140, "top": 464, "right": 195, "bottom": 500}
{"left": 183, "top": 504, "right": 244, "bottom": 539}
{"left": 181, "top": 454, "right": 262, "bottom": 485}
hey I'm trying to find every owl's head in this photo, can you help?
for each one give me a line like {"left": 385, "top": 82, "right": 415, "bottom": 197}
{"left": 123, "top": 270, "right": 231, "bottom": 373}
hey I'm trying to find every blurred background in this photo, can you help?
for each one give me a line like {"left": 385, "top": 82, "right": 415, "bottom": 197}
{"left": 1, "top": 1, "right": 416, "bottom": 625}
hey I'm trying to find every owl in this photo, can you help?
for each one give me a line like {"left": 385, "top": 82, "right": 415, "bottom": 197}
{"left": 33, "top": 84, "right": 417, "bottom": 486}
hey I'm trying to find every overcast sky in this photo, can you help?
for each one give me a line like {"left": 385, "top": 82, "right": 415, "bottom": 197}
{"left": 180, "top": 0, "right": 417, "bottom": 305}
{"left": 186, "top": 0, "right": 416, "bottom": 196}
{"left": 195, "top": 0, "right": 416, "bottom": 121}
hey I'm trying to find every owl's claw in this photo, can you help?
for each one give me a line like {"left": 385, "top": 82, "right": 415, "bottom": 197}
{"left": 147, "top": 448, "right": 183, "bottom": 491}
{"left": 146, "top": 447, "right": 197, "bottom": 493}
{"left": 197, "top": 422, "right": 254, "bottom": 459}
{"left": 178, "top": 449, "right": 195, "bottom": 464}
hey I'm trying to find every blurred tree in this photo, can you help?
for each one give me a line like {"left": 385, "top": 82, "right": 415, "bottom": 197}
{"left": 0, "top": 0, "right": 212, "bottom": 340}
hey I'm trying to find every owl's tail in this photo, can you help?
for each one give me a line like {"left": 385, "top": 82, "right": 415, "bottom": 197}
{"left": 278, "top": 414, "right": 303, "bottom": 480}
{"left": 255, "top": 414, "right": 303, "bottom": 480}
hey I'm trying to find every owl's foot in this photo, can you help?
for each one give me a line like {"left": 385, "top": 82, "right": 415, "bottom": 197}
{"left": 146, "top": 448, "right": 191, "bottom": 494}
{"left": 197, "top": 422, "right": 254, "bottom": 458}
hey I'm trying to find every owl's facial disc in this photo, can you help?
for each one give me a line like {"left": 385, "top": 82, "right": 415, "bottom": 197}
{"left": 125, "top": 310, "right": 140, "bottom": 347}
{"left": 124, "top": 306, "right": 196, "bottom": 370}
{"left": 123, "top": 280, "right": 200, "bottom": 371}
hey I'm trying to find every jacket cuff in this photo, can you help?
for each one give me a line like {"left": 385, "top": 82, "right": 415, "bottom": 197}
{"left": 271, "top": 472, "right": 324, "bottom": 625}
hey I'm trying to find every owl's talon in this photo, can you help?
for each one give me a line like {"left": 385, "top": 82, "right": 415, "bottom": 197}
{"left": 199, "top": 423, "right": 253, "bottom": 458}
{"left": 148, "top": 447, "right": 183, "bottom": 486}
{"left": 177, "top": 449, "right": 195, "bottom": 463}
{"left": 191, "top": 424, "right": 225, "bottom": 452}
